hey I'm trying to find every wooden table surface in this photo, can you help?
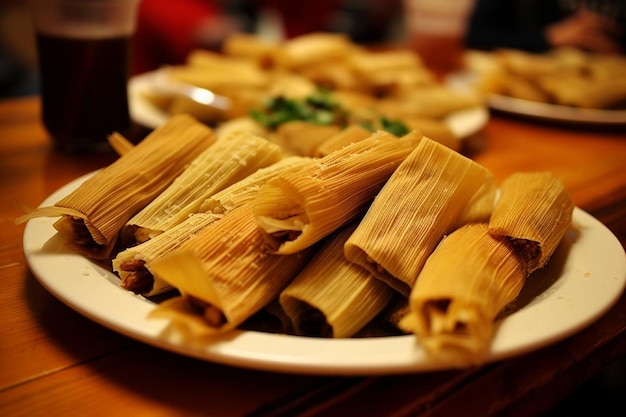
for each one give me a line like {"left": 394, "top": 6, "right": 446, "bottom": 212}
{"left": 1, "top": 96, "right": 625, "bottom": 416}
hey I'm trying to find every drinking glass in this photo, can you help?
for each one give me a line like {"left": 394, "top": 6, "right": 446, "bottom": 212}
{"left": 31, "top": 0, "right": 140, "bottom": 152}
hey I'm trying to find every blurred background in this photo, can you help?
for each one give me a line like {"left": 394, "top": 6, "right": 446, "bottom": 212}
{"left": 3, "top": 0, "right": 625, "bottom": 97}
{"left": 1, "top": 0, "right": 408, "bottom": 99}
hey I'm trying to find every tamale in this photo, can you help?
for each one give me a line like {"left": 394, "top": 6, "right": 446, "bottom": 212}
{"left": 402, "top": 117, "right": 460, "bottom": 152}
{"left": 214, "top": 116, "right": 269, "bottom": 140}
{"left": 489, "top": 171, "right": 574, "bottom": 274}
{"left": 253, "top": 130, "right": 423, "bottom": 255}
{"left": 280, "top": 222, "right": 395, "bottom": 338}
{"left": 345, "top": 137, "right": 492, "bottom": 296}
{"left": 121, "top": 130, "right": 283, "bottom": 246}
{"left": 347, "top": 49, "right": 435, "bottom": 95}
{"left": 170, "top": 53, "right": 269, "bottom": 91}
{"left": 271, "top": 121, "right": 341, "bottom": 157}
{"left": 452, "top": 176, "right": 497, "bottom": 230}
{"left": 148, "top": 203, "right": 316, "bottom": 336}
{"left": 314, "top": 124, "right": 374, "bottom": 157}
{"left": 380, "top": 86, "right": 483, "bottom": 120}
{"left": 222, "top": 32, "right": 280, "bottom": 68}
{"left": 250, "top": 299, "right": 295, "bottom": 335}
{"left": 295, "top": 59, "right": 360, "bottom": 91}
{"left": 114, "top": 156, "right": 315, "bottom": 296}
{"left": 400, "top": 223, "right": 527, "bottom": 364}
{"left": 273, "top": 32, "right": 355, "bottom": 69}
{"left": 15, "top": 114, "right": 214, "bottom": 259}
{"left": 403, "top": 172, "right": 573, "bottom": 363}
{"left": 113, "top": 212, "right": 222, "bottom": 295}
{"left": 198, "top": 156, "right": 315, "bottom": 215}
{"left": 536, "top": 74, "right": 626, "bottom": 109}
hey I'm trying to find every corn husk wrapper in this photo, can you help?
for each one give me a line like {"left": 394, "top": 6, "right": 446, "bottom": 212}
{"left": 172, "top": 50, "right": 269, "bottom": 91}
{"left": 400, "top": 223, "right": 527, "bottom": 365}
{"left": 148, "top": 203, "right": 316, "bottom": 336}
{"left": 271, "top": 121, "right": 341, "bottom": 157}
{"left": 295, "top": 59, "right": 360, "bottom": 91}
{"left": 214, "top": 116, "right": 270, "bottom": 140}
{"left": 403, "top": 117, "right": 460, "bottom": 152}
{"left": 108, "top": 132, "right": 135, "bottom": 156}
{"left": 15, "top": 114, "right": 214, "bottom": 259}
{"left": 314, "top": 124, "right": 373, "bottom": 157}
{"left": 222, "top": 32, "right": 280, "bottom": 68}
{"left": 345, "top": 137, "right": 492, "bottom": 296}
{"left": 113, "top": 156, "right": 315, "bottom": 296}
{"left": 401, "top": 172, "right": 573, "bottom": 364}
{"left": 280, "top": 222, "right": 395, "bottom": 338}
{"left": 199, "top": 156, "right": 314, "bottom": 215}
{"left": 537, "top": 74, "right": 626, "bottom": 109}
{"left": 113, "top": 213, "right": 221, "bottom": 295}
{"left": 452, "top": 176, "right": 497, "bottom": 230}
{"left": 122, "top": 131, "right": 283, "bottom": 246}
{"left": 489, "top": 171, "right": 574, "bottom": 274}
{"left": 380, "top": 86, "right": 483, "bottom": 120}
{"left": 253, "top": 299, "right": 295, "bottom": 335}
{"left": 253, "top": 130, "right": 424, "bottom": 255}
{"left": 274, "top": 32, "right": 356, "bottom": 69}
{"left": 347, "top": 49, "right": 436, "bottom": 95}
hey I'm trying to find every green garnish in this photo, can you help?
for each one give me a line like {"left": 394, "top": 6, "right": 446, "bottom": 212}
{"left": 250, "top": 89, "right": 348, "bottom": 129}
{"left": 250, "top": 89, "right": 409, "bottom": 136}
{"left": 380, "top": 117, "right": 410, "bottom": 137}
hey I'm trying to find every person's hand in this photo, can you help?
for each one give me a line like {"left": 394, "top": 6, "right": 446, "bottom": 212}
{"left": 546, "top": 8, "right": 623, "bottom": 53}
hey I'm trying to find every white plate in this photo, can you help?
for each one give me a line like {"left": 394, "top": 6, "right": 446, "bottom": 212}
{"left": 128, "top": 72, "right": 171, "bottom": 129}
{"left": 128, "top": 71, "right": 489, "bottom": 139}
{"left": 446, "top": 71, "right": 626, "bottom": 125}
{"left": 486, "top": 94, "right": 626, "bottom": 125}
{"left": 23, "top": 173, "right": 626, "bottom": 375}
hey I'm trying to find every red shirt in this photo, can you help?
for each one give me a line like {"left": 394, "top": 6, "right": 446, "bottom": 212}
{"left": 131, "top": 0, "right": 342, "bottom": 74}
{"left": 132, "top": 0, "right": 223, "bottom": 74}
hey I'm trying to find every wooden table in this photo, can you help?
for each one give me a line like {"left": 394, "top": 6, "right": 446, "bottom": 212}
{"left": 1, "top": 96, "right": 625, "bottom": 416}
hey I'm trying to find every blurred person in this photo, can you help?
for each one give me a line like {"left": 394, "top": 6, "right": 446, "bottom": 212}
{"left": 262, "top": 0, "right": 402, "bottom": 43}
{"left": 464, "top": 0, "right": 625, "bottom": 54}
{"left": 132, "top": 0, "right": 403, "bottom": 74}
{"left": 132, "top": 0, "right": 246, "bottom": 74}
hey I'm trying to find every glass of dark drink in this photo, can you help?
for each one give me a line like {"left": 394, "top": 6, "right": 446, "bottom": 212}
{"left": 30, "top": 0, "right": 140, "bottom": 152}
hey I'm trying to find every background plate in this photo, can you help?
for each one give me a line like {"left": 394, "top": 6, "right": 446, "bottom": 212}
{"left": 446, "top": 71, "right": 626, "bottom": 125}
{"left": 128, "top": 71, "right": 489, "bottom": 139}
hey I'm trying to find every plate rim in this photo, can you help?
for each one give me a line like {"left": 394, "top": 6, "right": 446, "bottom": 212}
{"left": 22, "top": 172, "right": 626, "bottom": 375}
{"left": 445, "top": 70, "right": 626, "bottom": 125}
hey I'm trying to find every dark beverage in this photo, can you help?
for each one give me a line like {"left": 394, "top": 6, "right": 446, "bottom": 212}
{"left": 36, "top": 33, "right": 131, "bottom": 152}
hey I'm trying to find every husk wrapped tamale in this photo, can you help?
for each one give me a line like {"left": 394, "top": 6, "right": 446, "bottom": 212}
{"left": 15, "top": 114, "right": 214, "bottom": 259}
{"left": 280, "top": 222, "right": 395, "bottom": 338}
{"left": 400, "top": 223, "right": 527, "bottom": 364}
{"left": 345, "top": 137, "right": 493, "bottom": 296}
{"left": 253, "top": 130, "right": 423, "bottom": 255}
{"left": 401, "top": 171, "right": 573, "bottom": 364}
{"left": 148, "top": 203, "right": 317, "bottom": 336}
{"left": 113, "top": 156, "right": 315, "bottom": 296}
{"left": 121, "top": 130, "right": 283, "bottom": 246}
{"left": 489, "top": 171, "right": 574, "bottom": 274}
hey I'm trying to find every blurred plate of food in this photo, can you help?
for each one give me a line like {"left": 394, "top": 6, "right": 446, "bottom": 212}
{"left": 129, "top": 32, "right": 488, "bottom": 150}
{"left": 447, "top": 48, "right": 626, "bottom": 125}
